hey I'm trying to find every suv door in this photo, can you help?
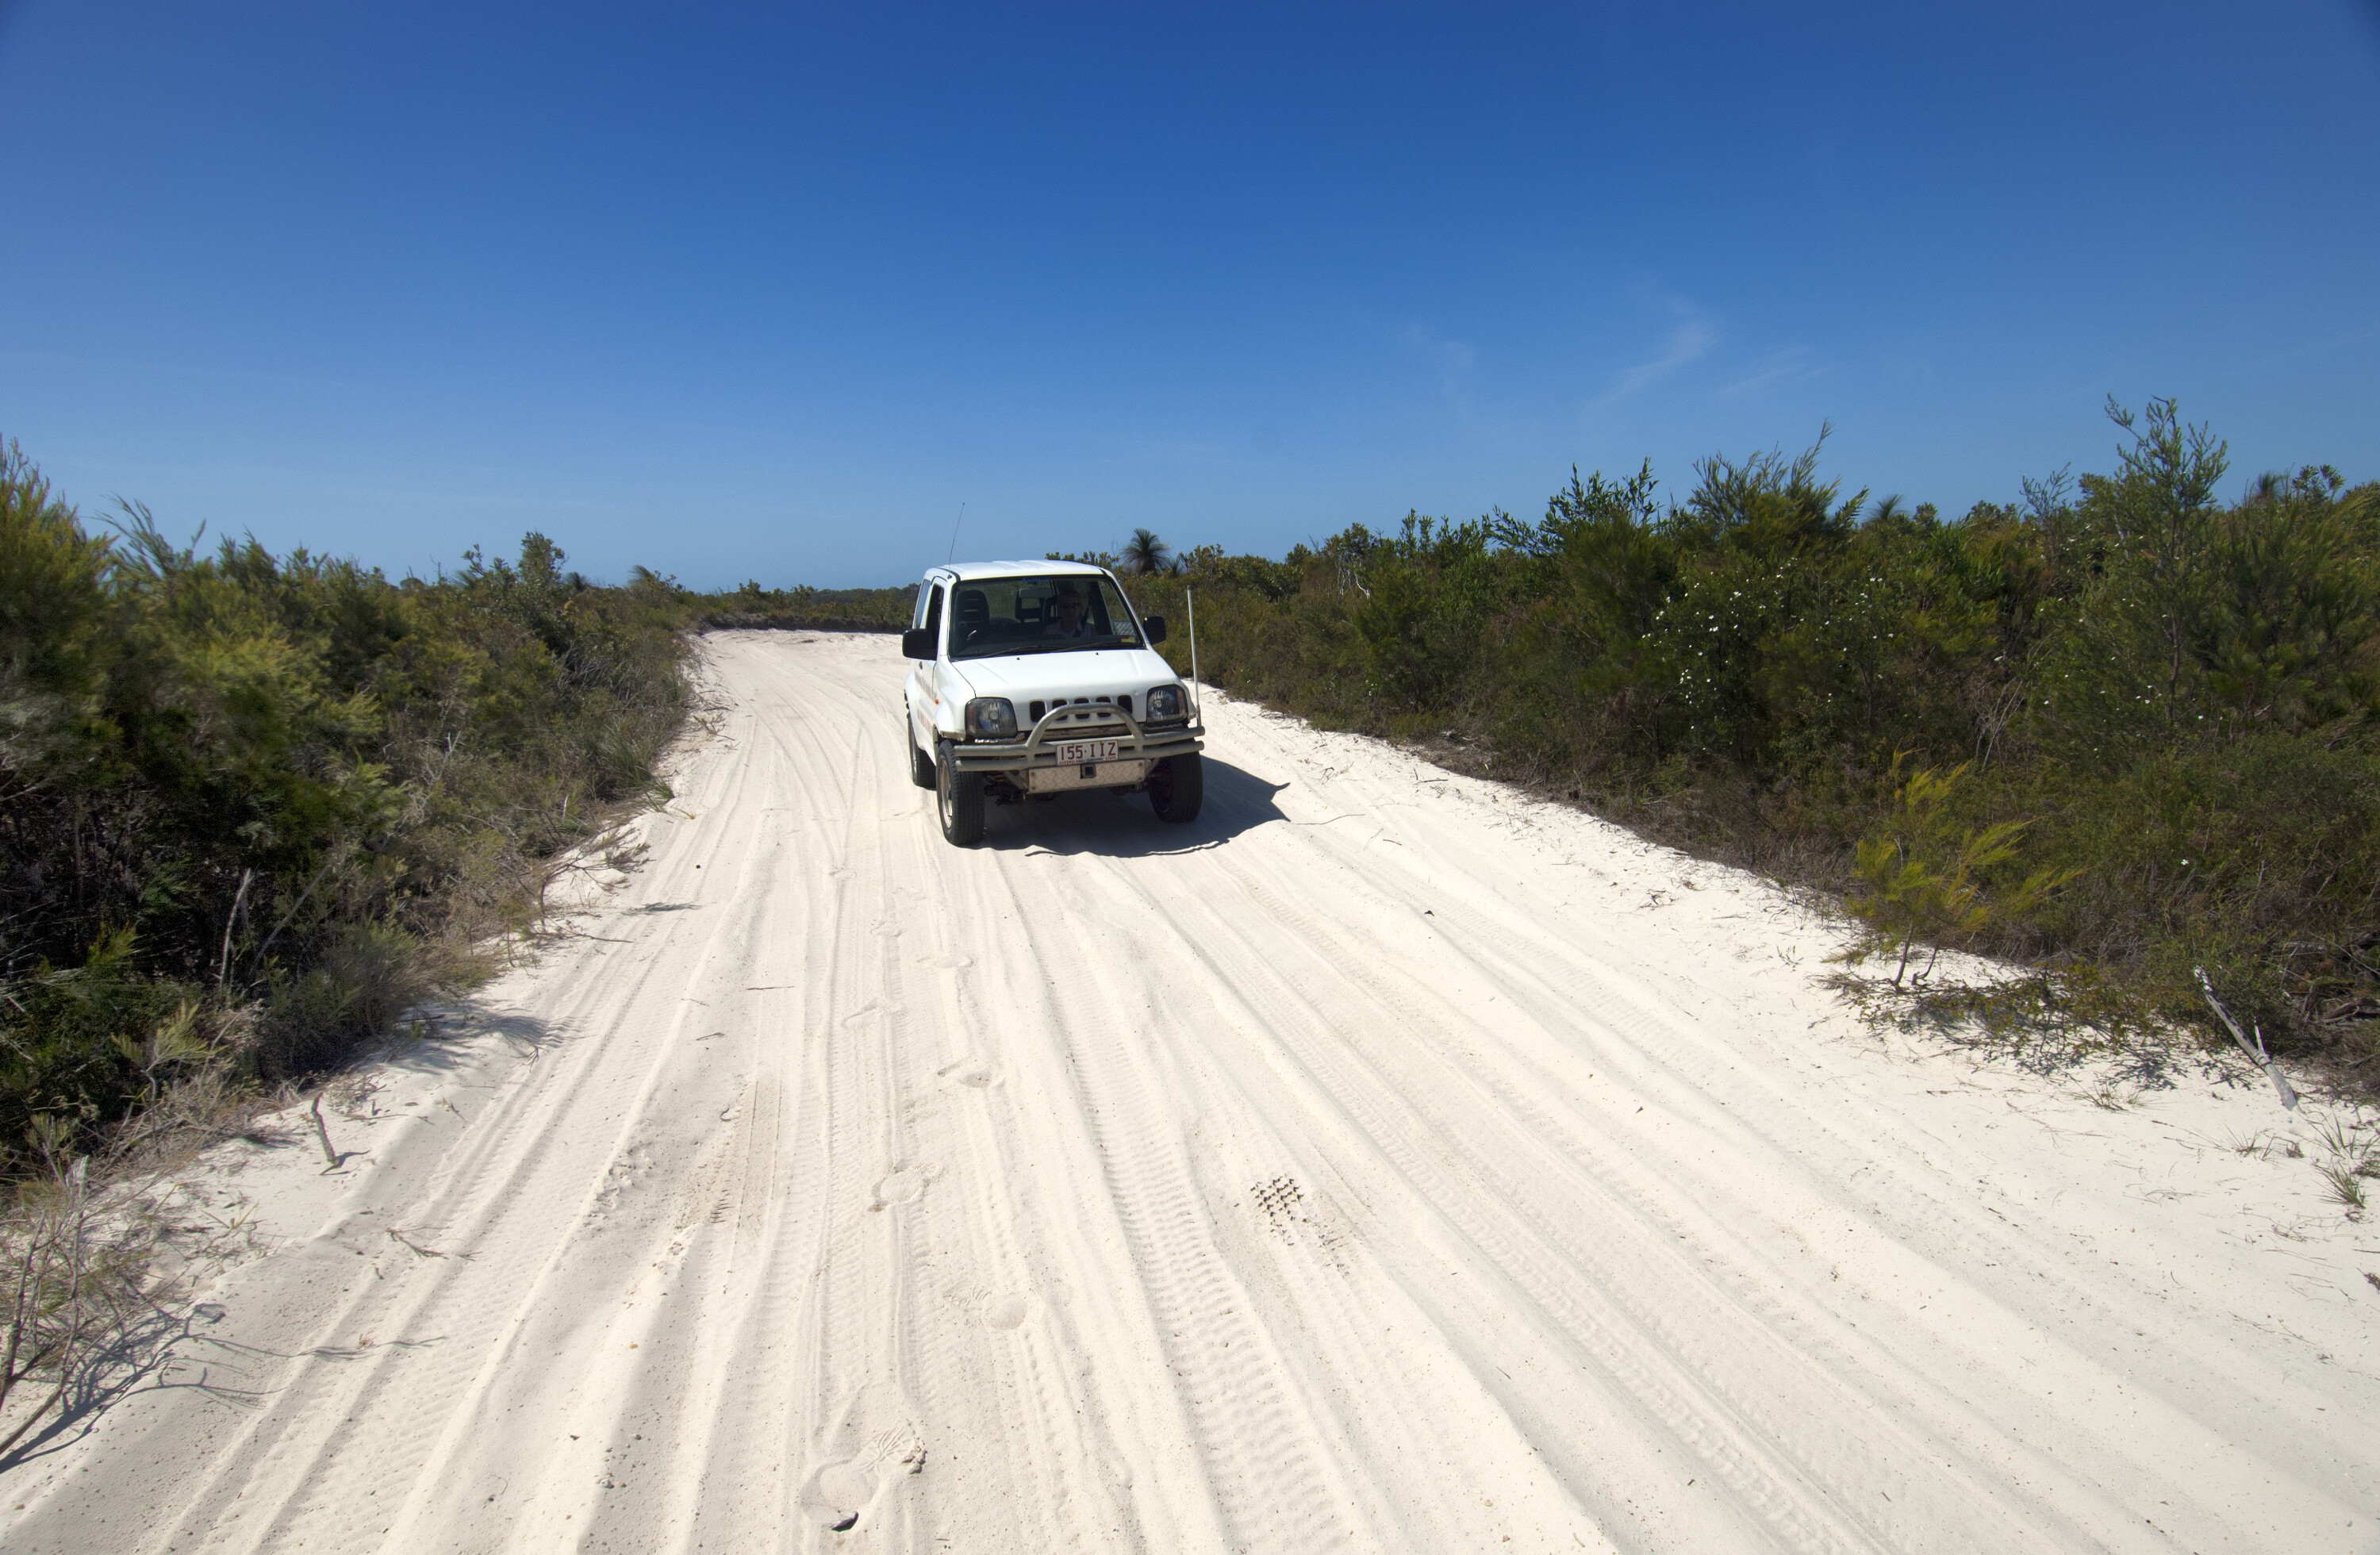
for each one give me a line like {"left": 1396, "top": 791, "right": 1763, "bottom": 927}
{"left": 904, "top": 581, "right": 945, "bottom": 752}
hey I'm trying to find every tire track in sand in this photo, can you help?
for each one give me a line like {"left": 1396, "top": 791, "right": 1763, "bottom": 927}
{"left": 10, "top": 630, "right": 2369, "bottom": 1555}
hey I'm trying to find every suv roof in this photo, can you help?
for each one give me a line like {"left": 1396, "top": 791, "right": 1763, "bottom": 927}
{"left": 930, "top": 559, "right": 1112, "bottom": 582}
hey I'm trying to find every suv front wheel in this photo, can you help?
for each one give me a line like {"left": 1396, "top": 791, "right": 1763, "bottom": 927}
{"left": 936, "top": 739, "right": 986, "bottom": 845}
{"left": 907, "top": 717, "right": 935, "bottom": 789}
{"left": 1147, "top": 752, "right": 1203, "bottom": 824}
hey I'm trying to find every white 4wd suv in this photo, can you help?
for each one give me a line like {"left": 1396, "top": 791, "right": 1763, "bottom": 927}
{"left": 901, "top": 561, "right": 1205, "bottom": 846}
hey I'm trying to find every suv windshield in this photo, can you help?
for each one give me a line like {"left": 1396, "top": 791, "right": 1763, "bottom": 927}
{"left": 946, "top": 574, "right": 1142, "bottom": 660}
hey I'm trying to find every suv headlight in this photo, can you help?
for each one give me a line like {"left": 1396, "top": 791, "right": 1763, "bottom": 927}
{"left": 1146, "top": 685, "right": 1184, "bottom": 720}
{"left": 964, "top": 697, "right": 1017, "bottom": 739}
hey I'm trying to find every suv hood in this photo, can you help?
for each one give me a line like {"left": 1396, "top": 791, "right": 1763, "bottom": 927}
{"left": 952, "top": 647, "right": 1179, "bottom": 704}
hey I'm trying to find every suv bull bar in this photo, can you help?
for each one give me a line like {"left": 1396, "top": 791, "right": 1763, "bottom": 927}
{"left": 946, "top": 701, "right": 1203, "bottom": 778}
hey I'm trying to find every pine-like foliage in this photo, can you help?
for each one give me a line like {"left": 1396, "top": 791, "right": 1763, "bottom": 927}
{"left": 0, "top": 442, "right": 693, "bottom": 1168}
{"left": 1124, "top": 402, "right": 2380, "bottom": 1074}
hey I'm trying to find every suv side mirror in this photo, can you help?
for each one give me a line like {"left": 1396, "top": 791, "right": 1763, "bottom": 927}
{"left": 1141, "top": 615, "right": 1167, "bottom": 644}
{"left": 900, "top": 628, "right": 935, "bottom": 659}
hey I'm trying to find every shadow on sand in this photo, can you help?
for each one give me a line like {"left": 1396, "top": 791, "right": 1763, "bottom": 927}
{"left": 969, "top": 757, "right": 1292, "bottom": 858}
{"left": 0, "top": 1004, "right": 570, "bottom": 1477}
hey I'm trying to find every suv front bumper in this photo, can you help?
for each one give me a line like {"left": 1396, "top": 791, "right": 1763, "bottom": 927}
{"left": 946, "top": 703, "right": 1203, "bottom": 786}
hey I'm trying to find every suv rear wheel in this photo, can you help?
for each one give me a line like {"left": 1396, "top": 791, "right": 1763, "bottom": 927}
{"left": 936, "top": 739, "right": 986, "bottom": 845}
{"left": 1147, "top": 752, "right": 1203, "bottom": 824}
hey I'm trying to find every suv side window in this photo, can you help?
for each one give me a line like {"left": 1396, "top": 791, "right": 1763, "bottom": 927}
{"left": 913, "top": 582, "right": 933, "bottom": 628}
{"left": 922, "top": 584, "right": 944, "bottom": 648}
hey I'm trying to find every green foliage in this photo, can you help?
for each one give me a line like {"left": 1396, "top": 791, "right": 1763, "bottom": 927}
{"left": 1127, "top": 403, "right": 2380, "bottom": 1081}
{"left": 1046, "top": 548, "right": 1123, "bottom": 572}
{"left": 695, "top": 579, "right": 913, "bottom": 632}
{"left": 1120, "top": 528, "right": 1175, "bottom": 577}
{"left": 1844, "top": 760, "right": 2076, "bottom": 987}
{"left": 2033, "top": 405, "right": 2377, "bottom": 768}
{"left": 0, "top": 442, "right": 694, "bottom": 1169}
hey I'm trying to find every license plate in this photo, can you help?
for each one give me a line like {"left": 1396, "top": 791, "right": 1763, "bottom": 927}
{"left": 1055, "top": 739, "right": 1120, "bottom": 764}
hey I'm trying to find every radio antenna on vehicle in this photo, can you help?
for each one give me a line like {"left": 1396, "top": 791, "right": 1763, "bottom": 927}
{"left": 1187, "top": 586, "right": 1201, "bottom": 719}
{"left": 946, "top": 502, "right": 966, "bottom": 564}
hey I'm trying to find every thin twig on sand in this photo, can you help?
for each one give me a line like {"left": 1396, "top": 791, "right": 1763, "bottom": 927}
{"left": 309, "top": 1093, "right": 341, "bottom": 1169}
{"left": 2195, "top": 966, "right": 2299, "bottom": 1112}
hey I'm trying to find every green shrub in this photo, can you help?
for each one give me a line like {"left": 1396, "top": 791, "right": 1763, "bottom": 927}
{"left": 0, "top": 440, "right": 696, "bottom": 1169}
{"left": 1844, "top": 760, "right": 2077, "bottom": 987}
{"left": 1128, "top": 404, "right": 2379, "bottom": 1084}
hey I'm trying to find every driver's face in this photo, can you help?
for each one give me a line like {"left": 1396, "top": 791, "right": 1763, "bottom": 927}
{"left": 1055, "top": 597, "right": 1084, "bottom": 620}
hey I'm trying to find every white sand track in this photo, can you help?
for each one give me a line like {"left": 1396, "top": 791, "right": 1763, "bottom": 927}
{"left": 6, "top": 629, "right": 2376, "bottom": 1553}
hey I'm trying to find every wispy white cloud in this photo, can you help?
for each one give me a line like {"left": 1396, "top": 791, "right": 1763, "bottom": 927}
{"left": 1401, "top": 323, "right": 1478, "bottom": 397}
{"left": 1587, "top": 305, "right": 1717, "bottom": 411}
{"left": 1718, "top": 347, "right": 1823, "bottom": 398}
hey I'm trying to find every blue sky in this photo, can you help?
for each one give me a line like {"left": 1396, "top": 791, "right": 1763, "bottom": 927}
{"left": 4, "top": 2, "right": 2377, "bottom": 588}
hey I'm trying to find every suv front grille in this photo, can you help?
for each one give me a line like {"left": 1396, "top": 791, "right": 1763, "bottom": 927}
{"left": 1028, "top": 694, "right": 1130, "bottom": 727}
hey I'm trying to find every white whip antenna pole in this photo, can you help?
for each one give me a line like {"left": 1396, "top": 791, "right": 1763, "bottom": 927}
{"left": 946, "top": 502, "right": 966, "bottom": 563}
{"left": 1187, "top": 587, "right": 1200, "bottom": 720}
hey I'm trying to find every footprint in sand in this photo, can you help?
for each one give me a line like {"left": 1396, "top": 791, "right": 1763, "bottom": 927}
{"left": 930, "top": 953, "right": 972, "bottom": 970}
{"left": 800, "top": 1461, "right": 875, "bottom": 1530}
{"left": 939, "top": 1058, "right": 997, "bottom": 1089}
{"left": 983, "top": 1293, "right": 1031, "bottom": 1330}
{"left": 798, "top": 1424, "right": 926, "bottom": 1530}
{"left": 872, "top": 1168, "right": 926, "bottom": 1209}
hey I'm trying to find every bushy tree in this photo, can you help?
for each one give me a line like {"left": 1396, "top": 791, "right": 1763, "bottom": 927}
{"left": 0, "top": 444, "right": 693, "bottom": 1165}
{"left": 1124, "top": 405, "right": 2380, "bottom": 1074}
{"left": 1845, "top": 760, "right": 2075, "bottom": 987}
{"left": 1121, "top": 528, "right": 1173, "bottom": 576}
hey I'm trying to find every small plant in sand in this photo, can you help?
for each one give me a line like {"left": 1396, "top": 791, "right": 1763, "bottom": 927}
{"left": 1843, "top": 758, "right": 2078, "bottom": 989}
{"left": 110, "top": 1000, "right": 209, "bottom": 1108}
{"left": 2308, "top": 1111, "right": 2377, "bottom": 1216}
{"left": 0, "top": 1117, "right": 158, "bottom": 1460}
{"left": 2317, "top": 1163, "right": 2369, "bottom": 1215}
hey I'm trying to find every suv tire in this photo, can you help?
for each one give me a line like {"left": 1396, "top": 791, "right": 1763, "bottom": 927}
{"left": 1148, "top": 752, "right": 1204, "bottom": 824}
{"left": 908, "top": 720, "right": 935, "bottom": 789}
{"left": 936, "top": 739, "right": 986, "bottom": 845}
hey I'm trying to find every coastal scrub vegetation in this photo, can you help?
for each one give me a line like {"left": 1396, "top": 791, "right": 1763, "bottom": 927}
{"left": 6, "top": 397, "right": 2374, "bottom": 1161}
{"left": 696, "top": 579, "right": 910, "bottom": 632}
{"left": 1127, "top": 401, "right": 2379, "bottom": 1082}
{"left": 0, "top": 440, "right": 694, "bottom": 1175}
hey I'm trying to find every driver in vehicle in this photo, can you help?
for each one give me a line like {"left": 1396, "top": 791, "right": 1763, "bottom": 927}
{"left": 1044, "top": 586, "right": 1092, "bottom": 638}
